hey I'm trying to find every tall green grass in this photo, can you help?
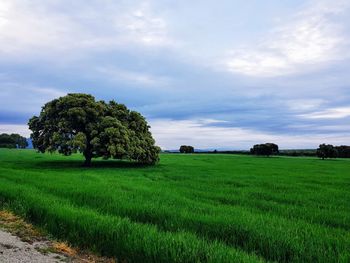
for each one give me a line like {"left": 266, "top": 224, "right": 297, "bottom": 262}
{"left": 0, "top": 179, "right": 260, "bottom": 263}
{"left": 0, "top": 149, "right": 349, "bottom": 262}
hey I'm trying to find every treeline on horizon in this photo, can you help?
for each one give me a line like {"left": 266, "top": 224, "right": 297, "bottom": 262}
{"left": 164, "top": 149, "right": 317, "bottom": 156}
{"left": 0, "top": 133, "right": 28, "bottom": 149}
{"left": 164, "top": 143, "right": 350, "bottom": 158}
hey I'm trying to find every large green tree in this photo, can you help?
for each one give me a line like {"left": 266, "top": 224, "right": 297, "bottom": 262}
{"left": 28, "top": 93, "right": 160, "bottom": 166}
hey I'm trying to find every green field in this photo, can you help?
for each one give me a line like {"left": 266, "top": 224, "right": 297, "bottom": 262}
{"left": 0, "top": 149, "right": 349, "bottom": 262}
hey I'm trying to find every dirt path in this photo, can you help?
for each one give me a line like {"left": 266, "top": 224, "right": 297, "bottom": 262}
{"left": 0, "top": 228, "right": 68, "bottom": 262}
{"left": 0, "top": 210, "right": 116, "bottom": 263}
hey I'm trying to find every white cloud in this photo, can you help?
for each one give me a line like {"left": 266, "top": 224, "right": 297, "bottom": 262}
{"left": 115, "top": 2, "right": 171, "bottom": 46}
{"left": 96, "top": 66, "right": 170, "bottom": 87}
{"left": 0, "top": 84, "right": 67, "bottom": 113}
{"left": 149, "top": 118, "right": 350, "bottom": 150}
{"left": 299, "top": 107, "right": 350, "bottom": 119}
{"left": 286, "top": 99, "right": 326, "bottom": 112}
{"left": 0, "top": 0, "right": 79, "bottom": 56}
{"left": 0, "top": 124, "right": 30, "bottom": 137}
{"left": 287, "top": 123, "right": 350, "bottom": 132}
{"left": 224, "top": 0, "right": 350, "bottom": 77}
{"left": 0, "top": 1, "right": 10, "bottom": 27}
{"left": 0, "top": 0, "right": 172, "bottom": 58}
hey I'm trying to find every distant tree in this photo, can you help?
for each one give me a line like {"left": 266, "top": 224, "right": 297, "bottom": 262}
{"left": 28, "top": 93, "right": 160, "bottom": 166}
{"left": 0, "top": 133, "right": 28, "bottom": 148}
{"left": 316, "top": 144, "right": 338, "bottom": 160}
{"left": 0, "top": 134, "right": 15, "bottom": 148}
{"left": 335, "top": 145, "right": 350, "bottom": 158}
{"left": 250, "top": 143, "right": 279, "bottom": 157}
{"left": 179, "top": 145, "right": 194, "bottom": 153}
{"left": 10, "top": 134, "right": 28, "bottom": 148}
{"left": 179, "top": 145, "right": 186, "bottom": 153}
{"left": 265, "top": 143, "right": 279, "bottom": 154}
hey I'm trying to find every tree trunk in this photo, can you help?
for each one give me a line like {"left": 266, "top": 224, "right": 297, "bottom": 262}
{"left": 83, "top": 137, "right": 93, "bottom": 167}
{"left": 83, "top": 142, "right": 93, "bottom": 167}
{"left": 83, "top": 154, "right": 92, "bottom": 167}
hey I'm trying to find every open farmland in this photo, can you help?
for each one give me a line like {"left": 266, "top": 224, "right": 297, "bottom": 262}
{"left": 0, "top": 149, "right": 349, "bottom": 262}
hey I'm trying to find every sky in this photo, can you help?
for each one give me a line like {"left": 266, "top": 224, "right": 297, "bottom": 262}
{"left": 0, "top": 0, "right": 350, "bottom": 150}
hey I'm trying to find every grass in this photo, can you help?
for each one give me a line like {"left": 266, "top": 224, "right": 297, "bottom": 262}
{"left": 0, "top": 149, "right": 349, "bottom": 262}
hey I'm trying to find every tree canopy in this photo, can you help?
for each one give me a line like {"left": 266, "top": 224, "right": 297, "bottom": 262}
{"left": 250, "top": 143, "right": 279, "bottom": 156}
{"left": 335, "top": 145, "right": 350, "bottom": 158}
{"left": 316, "top": 144, "right": 338, "bottom": 160}
{"left": 28, "top": 93, "right": 160, "bottom": 166}
{"left": 179, "top": 145, "right": 194, "bottom": 153}
{"left": 0, "top": 133, "right": 28, "bottom": 149}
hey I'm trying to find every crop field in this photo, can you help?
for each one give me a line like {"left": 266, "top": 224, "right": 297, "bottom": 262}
{"left": 0, "top": 149, "right": 349, "bottom": 262}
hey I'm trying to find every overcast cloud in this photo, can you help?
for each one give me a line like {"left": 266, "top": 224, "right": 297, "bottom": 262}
{"left": 0, "top": 0, "right": 349, "bottom": 149}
